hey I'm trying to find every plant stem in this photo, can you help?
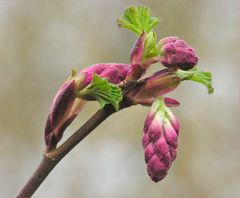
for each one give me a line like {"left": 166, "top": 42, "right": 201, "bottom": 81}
{"left": 16, "top": 105, "right": 115, "bottom": 198}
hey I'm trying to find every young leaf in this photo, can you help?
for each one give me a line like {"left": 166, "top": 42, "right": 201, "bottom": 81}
{"left": 117, "top": 5, "right": 159, "bottom": 35}
{"left": 144, "top": 32, "right": 160, "bottom": 59}
{"left": 77, "top": 74, "right": 123, "bottom": 111}
{"left": 176, "top": 67, "right": 214, "bottom": 94}
{"left": 117, "top": 5, "right": 161, "bottom": 60}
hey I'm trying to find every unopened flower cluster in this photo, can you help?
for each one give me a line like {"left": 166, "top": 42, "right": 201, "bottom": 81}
{"left": 44, "top": 5, "right": 213, "bottom": 183}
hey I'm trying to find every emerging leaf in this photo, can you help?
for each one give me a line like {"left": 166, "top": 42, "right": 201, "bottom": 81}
{"left": 117, "top": 5, "right": 159, "bottom": 35}
{"left": 176, "top": 67, "right": 214, "bottom": 94}
{"left": 117, "top": 5, "right": 160, "bottom": 61}
{"left": 77, "top": 74, "right": 123, "bottom": 111}
{"left": 144, "top": 32, "right": 160, "bottom": 60}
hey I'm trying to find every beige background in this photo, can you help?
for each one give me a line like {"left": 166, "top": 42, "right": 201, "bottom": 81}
{"left": 0, "top": 0, "right": 239, "bottom": 197}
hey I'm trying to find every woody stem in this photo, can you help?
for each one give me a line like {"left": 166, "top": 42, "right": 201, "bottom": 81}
{"left": 16, "top": 105, "right": 116, "bottom": 198}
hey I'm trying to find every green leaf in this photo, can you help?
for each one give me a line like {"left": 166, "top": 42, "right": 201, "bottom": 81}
{"left": 144, "top": 32, "right": 160, "bottom": 59}
{"left": 176, "top": 67, "right": 214, "bottom": 94}
{"left": 77, "top": 74, "right": 123, "bottom": 111}
{"left": 117, "top": 5, "right": 161, "bottom": 60}
{"left": 117, "top": 5, "right": 159, "bottom": 35}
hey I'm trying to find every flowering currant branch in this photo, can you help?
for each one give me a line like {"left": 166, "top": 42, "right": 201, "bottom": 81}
{"left": 17, "top": 5, "right": 213, "bottom": 197}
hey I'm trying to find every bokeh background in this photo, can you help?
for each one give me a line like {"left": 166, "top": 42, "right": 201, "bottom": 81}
{"left": 0, "top": 0, "right": 239, "bottom": 197}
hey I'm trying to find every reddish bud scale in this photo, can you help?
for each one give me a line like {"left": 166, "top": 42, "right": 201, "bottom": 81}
{"left": 126, "top": 32, "right": 159, "bottom": 81}
{"left": 126, "top": 69, "right": 181, "bottom": 106}
{"left": 143, "top": 100, "right": 180, "bottom": 182}
{"left": 126, "top": 32, "right": 146, "bottom": 81}
{"left": 45, "top": 80, "right": 80, "bottom": 151}
{"left": 130, "top": 32, "right": 146, "bottom": 65}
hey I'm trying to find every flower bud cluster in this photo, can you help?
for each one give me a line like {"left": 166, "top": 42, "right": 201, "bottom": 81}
{"left": 142, "top": 98, "right": 180, "bottom": 182}
{"left": 158, "top": 37, "right": 199, "bottom": 71}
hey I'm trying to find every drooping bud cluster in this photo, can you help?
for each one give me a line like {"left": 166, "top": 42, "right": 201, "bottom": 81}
{"left": 45, "top": 63, "right": 130, "bottom": 151}
{"left": 142, "top": 98, "right": 180, "bottom": 182}
{"left": 158, "top": 37, "right": 199, "bottom": 71}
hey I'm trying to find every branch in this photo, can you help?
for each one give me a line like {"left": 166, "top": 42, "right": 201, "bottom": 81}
{"left": 16, "top": 105, "right": 116, "bottom": 198}
{"left": 17, "top": 66, "right": 174, "bottom": 197}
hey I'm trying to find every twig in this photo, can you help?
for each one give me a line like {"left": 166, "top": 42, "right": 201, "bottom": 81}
{"left": 16, "top": 105, "right": 116, "bottom": 198}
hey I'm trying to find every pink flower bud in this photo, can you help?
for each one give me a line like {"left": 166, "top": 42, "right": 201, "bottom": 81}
{"left": 143, "top": 99, "right": 180, "bottom": 182}
{"left": 158, "top": 37, "right": 199, "bottom": 71}
{"left": 45, "top": 63, "right": 130, "bottom": 151}
{"left": 80, "top": 63, "right": 130, "bottom": 86}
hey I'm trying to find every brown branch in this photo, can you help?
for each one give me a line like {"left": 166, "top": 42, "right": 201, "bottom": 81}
{"left": 16, "top": 105, "right": 116, "bottom": 198}
{"left": 16, "top": 75, "right": 138, "bottom": 198}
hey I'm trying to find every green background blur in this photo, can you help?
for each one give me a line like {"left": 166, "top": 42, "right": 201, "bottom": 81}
{"left": 0, "top": 0, "right": 239, "bottom": 197}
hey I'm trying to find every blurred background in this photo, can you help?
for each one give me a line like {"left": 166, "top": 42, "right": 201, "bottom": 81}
{"left": 0, "top": 0, "right": 239, "bottom": 197}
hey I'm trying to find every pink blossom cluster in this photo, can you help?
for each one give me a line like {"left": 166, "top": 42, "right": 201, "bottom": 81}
{"left": 142, "top": 100, "right": 180, "bottom": 182}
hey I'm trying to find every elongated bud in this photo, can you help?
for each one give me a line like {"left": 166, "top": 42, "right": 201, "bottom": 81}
{"left": 143, "top": 98, "right": 180, "bottom": 182}
{"left": 45, "top": 74, "right": 86, "bottom": 151}
{"left": 45, "top": 63, "right": 130, "bottom": 151}
{"left": 158, "top": 37, "right": 198, "bottom": 71}
{"left": 126, "top": 69, "right": 181, "bottom": 106}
